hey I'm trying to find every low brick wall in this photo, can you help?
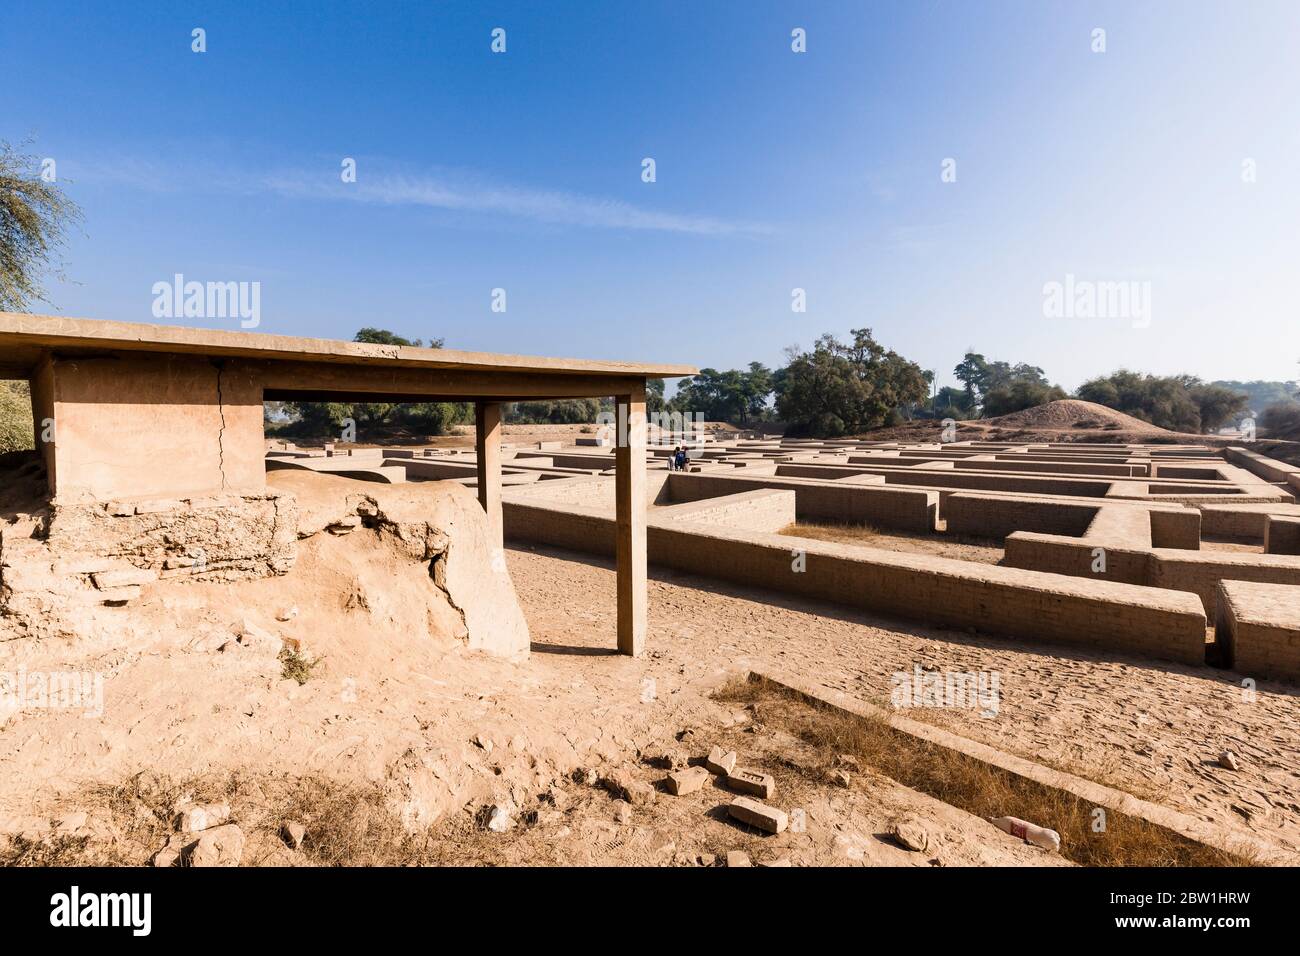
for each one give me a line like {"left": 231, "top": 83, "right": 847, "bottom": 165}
{"left": 504, "top": 499, "right": 1207, "bottom": 665}
{"left": 1149, "top": 508, "right": 1202, "bottom": 549}
{"left": 1265, "top": 515, "right": 1300, "bottom": 555}
{"left": 1005, "top": 529, "right": 1300, "bottom": 618}
{"left": 665, "top": 472, "right": 937, "bottom": 532}
{"left": 1004, "top": 532, "right": 1153, "bottom": 586}
{"left": 944, "top": 493, "right": 1099, "bottom": 539}
{"left": 1200, "top": 503, "right": 1300, "bottom": 540}
{"left": 1225, "top": 447, "right": 1300, "bottom": 483}
{"left": 1216, "top": 580, "right": 1300, "bottom": 684}
{"left": 1152, "top": 551, "right": 1300, "bottom": 616}
{"left": 655, "top": 489, "right": 796, "bottom": 534}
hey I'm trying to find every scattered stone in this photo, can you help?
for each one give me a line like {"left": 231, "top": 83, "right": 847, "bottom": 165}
{"left": 280, "top": 821, "right": 306, "bottom": 850}
{"left": 705, "top": 746, "right": 737, "bottom": 776}
{"left": 1219, "top": 750, "right": 1241, "bottom": 771}
{"left": 184, "top": 823, "right": 245, "bottom": 867}
{"left": 891, "top": 816, "right": 930, "bottom": 852}
{"left": 234, "top": 620, "right": 282, "bottom": 655}
{"left": 726, "top": 850, "right": 752, "bottom": 867}
{"left": 276, "top": 605, "right": 300, "bottom": 622}
{"left": 612, "top": 801, "right": 633, "bottom": 824}
{"left": 473, "top": 733, "right": 494, "bottom": 755}
{"left": 573, "top": 767, "right": 599, "bottom": 787}
{"left": 90, "top": 568, "right": 158, "bottom": 590}
{"left": 665, "top": 766, "right": 710, "bottom": 796}
{"left": 151, "top": 838, "right": 183, "bottom": 868}
{"left": 175, "top": 801, "right": 231, "bottom": 834}
{"left": 828, "top": 769, "right": 852, "bottom": 788}
{"left": 834, "top": 754, "right": 860, "bottom": 771}
{"left": 648, "top": 748, "right": 690, "bottom": 770}
{"left": 604, "top": 769, "right": 657, "bottom": 806}
{"left": 697, "top": 852, "right": 718, "bottom": 867}
{"left": 726, "top": 768, "right": 776, "bottom": 799}
{"left": 326, "top": 516, "right": 361, "bottom": 535}
{"left": 280, "top": 635, "right": 310, "bottom": 656}
{"left": 484, "top": 805, "right": 513, "bottom": 832}
{"left": 758, "top": 856, "right": 792, "bottom": 867}
{"left": 133, "top": 498, "right": 184, "bottom": 514}
{"left": 728, "top": 796, "right": 788, "bottom": 834}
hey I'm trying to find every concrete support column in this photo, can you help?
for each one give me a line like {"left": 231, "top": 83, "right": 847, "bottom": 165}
{"left": 614, "top": 383, "right": 647, "bottom": 656}
{"left": 475, "top": 401, "right": 503, "bottom": 551}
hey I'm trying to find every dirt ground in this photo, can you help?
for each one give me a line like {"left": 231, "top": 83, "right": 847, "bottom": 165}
{"left": 509, "top": 546, "right": 1300, "bottom": 854}
{"left": 2, "top": 531, "right": 1296, "bottom": 864}
{"left": 778, "top": 521, "right": 1004, "bottom": 565}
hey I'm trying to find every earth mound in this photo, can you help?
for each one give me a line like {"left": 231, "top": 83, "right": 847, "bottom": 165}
{"left": 981, "top": 399, "right": 1171, "bottom": 434}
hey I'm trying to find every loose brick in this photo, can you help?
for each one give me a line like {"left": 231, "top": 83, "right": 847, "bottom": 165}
{"left": 665, "top": 766, "right": 710, "bottom": 796}
{"left": 91, "top": 568, "right": 158, "bottom": 590}
{"left": 729, "top": 796, "right": 787, "bottom": 834}
{"left": 705, "top": 746, "right": 737, "bottom": 775}
{"left": 727, "top": 768, "right": 775, "bottom": 799}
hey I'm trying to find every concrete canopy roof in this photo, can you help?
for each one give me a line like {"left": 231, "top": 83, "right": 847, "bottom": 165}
{"left": 0, "top": 313, "right": 699, "bottom": 381}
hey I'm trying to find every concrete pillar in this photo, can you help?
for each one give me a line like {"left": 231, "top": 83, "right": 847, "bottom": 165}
{"left": 475, "top": 401, "right": 503, "bottom": 551}
{"left": 615, "top": 383, "right": 647, "bottom": 656}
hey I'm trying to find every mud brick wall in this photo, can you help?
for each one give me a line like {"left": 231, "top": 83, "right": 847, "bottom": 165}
{"left": 1264, "top": 515, "right": 1300, "bottom": 555}
{"left": 1003, "top": 532, "right": 1154, "bottom": 586}
{"left": 1149, "top": 509, "right": 1202, "bottom": 549}
{"left": 1225, "top": 447, "right": 1300, "bottom": 484}
{"left": 950, "top": 459, "right": 1142, "bottom": 477}
{"left": 1152, "top": 551, "right": 1300, "bottom": 617}
{"left": 664, "top": 472, "right": 937, "bottom": 532}
{"left": 504, "top": 499, "right": 1207, "bottom": 665}
{"left": 657, "top": 489, "right": 796, "bottom": 534}
{"left": 1200, "top": 504, "right": 1300, "bottom": 540}
{"left": 44, "top": 492, "right": 298, "bottom": 579}
{"left": 1216, "top": 580, "right": 1300, "bottom": 684}
{"left": 943, "top": 493, "right": 1099, "bottom": 539}
{"left": 862, "top": 468, "right": 1113, "bottom": 498}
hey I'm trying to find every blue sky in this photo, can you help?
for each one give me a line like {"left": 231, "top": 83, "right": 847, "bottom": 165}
{"left": 4, "top": 0, "right": 1299, "bottom": 392}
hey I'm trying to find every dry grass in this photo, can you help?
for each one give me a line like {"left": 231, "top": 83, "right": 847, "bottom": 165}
{"left": 778, "top": 520, "right": 1004, "bottom": 565}
{"left": 279, "top": 647, "right": 322, "bottom": 685}
{"left": 714, "top": 676, "right": 1255, "bottom": 867}
{"left": 0, "top": 769, "right": 532, "bottom": 867}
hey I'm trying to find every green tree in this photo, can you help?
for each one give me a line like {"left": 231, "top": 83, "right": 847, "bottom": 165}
{"left": 952, "top": 352, "right": 1059, "bottom": 415}
{"left": 352, "top": 327, "right": 443, "bottom": 348}
{"left": 1187, "top": 381, "right": 1250, "bottom": 433}
{"left": 1075, "top": 370, "right": 1242, "bottom": 433}
{"left": 952, "top": 352, "right": 989, "bottom": 409}
{"left": 982, "top": 380, "right": 1068, "bottom": 416}
{"left": 775, "top": 328, "right": 928, "bottom": 436}
{"left": 0, "top": 140, "right": 82, "bottom": 311}
{"left": 672, "top": 364, "right": 774, "bottom": 424}
{"left": 0, "top": 380, "right": 34, "bottom": 454}
{"left": 274, "top": 328, "right": 467, "bottom": 438}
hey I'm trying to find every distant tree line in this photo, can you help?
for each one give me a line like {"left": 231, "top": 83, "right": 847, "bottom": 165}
{"left": 1076, "top": 372, "right": 1248, "bottom": 434}
{"left": 267, "top": 328, "right": 1295, "bottom": 441}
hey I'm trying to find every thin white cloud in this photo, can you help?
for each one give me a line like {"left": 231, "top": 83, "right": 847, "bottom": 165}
{"left": 262, "top": 170, "right": 772, "bottom": 237}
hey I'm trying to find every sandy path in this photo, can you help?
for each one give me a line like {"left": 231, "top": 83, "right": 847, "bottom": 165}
{"left": 509, "top": 544, "right": 1300, "bottom": 853}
